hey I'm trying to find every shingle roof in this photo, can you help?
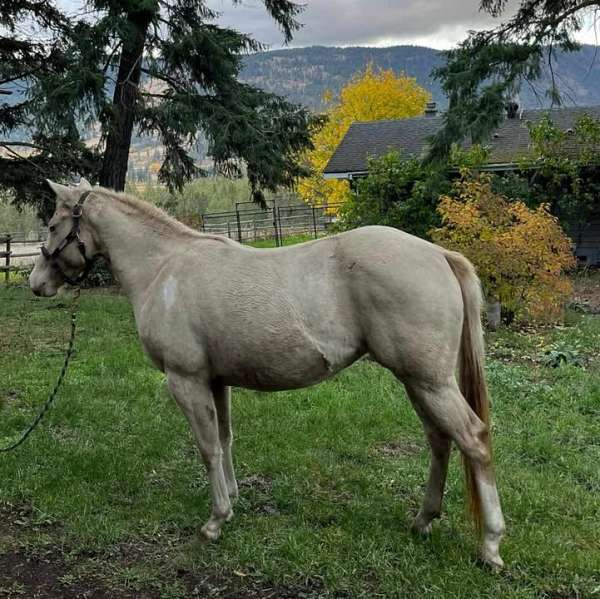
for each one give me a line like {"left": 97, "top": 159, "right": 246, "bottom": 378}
{"left": 323, "top": 105, "right": 600, "bottom": 177}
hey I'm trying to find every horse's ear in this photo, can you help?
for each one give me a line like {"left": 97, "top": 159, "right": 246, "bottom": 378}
{"left": 46, "top": 179, "right": 76, "bottom": 206}
{"left": 79, "top": 177, "right": 92, "bottom": 190}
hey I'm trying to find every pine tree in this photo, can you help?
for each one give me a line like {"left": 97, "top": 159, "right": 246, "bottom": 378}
{"left": 0, "top": 0, "right": 320, "bottom": 218}
{"left": 429, "top": 0, "right": 598, "bottom": 161}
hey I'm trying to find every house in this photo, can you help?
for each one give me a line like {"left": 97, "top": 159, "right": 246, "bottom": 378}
{"left": 323, "top": 102, "right": 600, "bottom": 264}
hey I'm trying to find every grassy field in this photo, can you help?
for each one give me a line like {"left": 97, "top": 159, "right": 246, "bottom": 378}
{"left": 0, "top": 284, "right": 599, "bottom": 598}
{"left": 249, "top": 233, "right": 320, "bottom": 248}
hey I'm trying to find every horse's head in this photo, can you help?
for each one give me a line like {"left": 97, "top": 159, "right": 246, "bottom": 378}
{"left": 30, "top": 178, "right": 97, "bottom": 297}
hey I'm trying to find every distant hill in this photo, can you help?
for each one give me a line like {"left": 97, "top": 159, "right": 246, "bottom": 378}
{"left": 240, "top": 44, "right": 600, "bottom": 111}
{"left": 5, "top": 44, "right": 600, "bottom": 115}
{"left": 4, "top": 44, "right": 600, "bottom": 181}
{"left": 241, "top": 45, "right": 445, "bottom": 110}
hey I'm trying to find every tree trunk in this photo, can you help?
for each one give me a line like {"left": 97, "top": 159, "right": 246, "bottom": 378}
{"left": 99, "top": 13, "right": 150, "bottom": 191}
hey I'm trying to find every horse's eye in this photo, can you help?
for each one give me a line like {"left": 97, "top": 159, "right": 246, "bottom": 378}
{"left": 49, "top": 225, "right": 56, "bottom": 232}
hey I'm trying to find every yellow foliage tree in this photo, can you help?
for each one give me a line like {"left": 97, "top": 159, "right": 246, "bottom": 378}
{"left": 431, "top": 173, "right": 576, "bottom": 323}
{"left": 298, "top": 65, "right": 430, "bottom": 208}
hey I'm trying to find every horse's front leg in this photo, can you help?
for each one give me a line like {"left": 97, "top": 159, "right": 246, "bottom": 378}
{"left": 167, "top": 371, "right": 233, "bottom": 540}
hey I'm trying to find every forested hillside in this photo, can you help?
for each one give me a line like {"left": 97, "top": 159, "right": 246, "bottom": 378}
{"left": 240, "top": 44, "right": 600, "bottom": 111}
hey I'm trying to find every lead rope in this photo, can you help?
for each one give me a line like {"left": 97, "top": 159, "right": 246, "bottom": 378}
{"left": 0, "top": 288, "right": 80, "bottom": 452}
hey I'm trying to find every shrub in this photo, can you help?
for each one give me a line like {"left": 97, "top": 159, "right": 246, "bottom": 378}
{"left": 80, "top": 257, "right": 114, "bottom": 289}
{"left": 431, "top": 172, "right": 576, "bottom": 323}
{"left": 337, "top": 152, "right": 449, "bottom": 239}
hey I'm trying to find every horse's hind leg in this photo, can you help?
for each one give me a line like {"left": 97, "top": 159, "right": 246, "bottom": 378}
{"left": 410, "top": 418, "right": 451, "bottom": 536}
{"left": 405, "top": 378, "right": 505, "bottom": 568}
{"left": 212, "top": 381, "right": 238, "bottom": 499}
{"left": 167, "top": 371, "right": 233, "bottom": 540}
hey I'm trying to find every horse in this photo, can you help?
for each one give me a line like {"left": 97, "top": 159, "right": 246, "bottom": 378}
{"left": 29, "top": 179, "right": 505, "bottom": 569}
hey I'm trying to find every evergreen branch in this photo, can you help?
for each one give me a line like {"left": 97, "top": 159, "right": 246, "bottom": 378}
{"left": 0, "top": 143, "right": 47, "bottom": 174}
{"left": 102, "top": 42, "right": 123, "bottom": 75}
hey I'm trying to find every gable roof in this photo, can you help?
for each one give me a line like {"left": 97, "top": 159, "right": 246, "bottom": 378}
{"left": 323, "top": 105, "right": 600, "bottom": 178}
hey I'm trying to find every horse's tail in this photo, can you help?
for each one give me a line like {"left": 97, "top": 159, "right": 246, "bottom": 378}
{"left": 444, "top": 250, "right": 491, "bottom": 534}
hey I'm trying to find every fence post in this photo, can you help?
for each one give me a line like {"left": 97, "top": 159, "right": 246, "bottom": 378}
{"left": 236, "top": 208, "right": 242, "bottom": 243}
{"left": 279, "top": 207, "right": 285, "bottom": 246}
{"left": 272, "top": 207, "right": 279, "bottom": 247}
{"left": 312, "top": 206, "right": 318, "bottom": 239}
{"left": 4, "top": 235, "right": 11, "bottom": 283}
{"left": 227, "top": 221, "right": 231, "bottom": 239}
{"left": 277, "top": 207, "right": 284, "bottom": 247}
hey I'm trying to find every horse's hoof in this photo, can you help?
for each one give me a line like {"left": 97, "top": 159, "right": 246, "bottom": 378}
{"left": 200, "top": 524, "right": 221, "bottom": 541}
{"left": 410, "top": 520, "right": 432, "bottom": 537}
{"left": 480, "top": 552, "right": 504, "bottom": 572}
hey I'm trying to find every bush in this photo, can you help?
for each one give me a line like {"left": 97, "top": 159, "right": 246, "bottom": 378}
{"left": 337, "top": 152, "right": 449, "bottom": 239}
{"left": 80, "top": 257, "right": 115, "bottom": 288}
{"left": 431, "top": 172, "right": 576, "bottom": 323}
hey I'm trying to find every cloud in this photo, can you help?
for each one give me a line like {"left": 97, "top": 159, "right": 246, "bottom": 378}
{"left": 55, "top": 1, "right": 596, "bottom": 50}
{"left": 205, "top": 0, "right": 517, "bottom": 49}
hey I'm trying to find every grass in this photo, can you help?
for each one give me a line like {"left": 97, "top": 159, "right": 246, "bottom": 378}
{"left": 0, "top": 284, "right": 599, "bottom": 597}
{"left": 248, "top": 233, "right": 321, "bottom": 248}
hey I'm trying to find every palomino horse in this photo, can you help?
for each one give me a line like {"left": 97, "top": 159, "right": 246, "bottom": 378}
{"left": 30, "top": 180, "right": 505, "bottom": 568}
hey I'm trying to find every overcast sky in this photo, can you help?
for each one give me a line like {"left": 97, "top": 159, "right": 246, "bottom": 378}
{"left": 56, "top": 0, "right": 599, "bottom": 50}
{"left": 205, "top": 0, "right": 505, "bottom": 49}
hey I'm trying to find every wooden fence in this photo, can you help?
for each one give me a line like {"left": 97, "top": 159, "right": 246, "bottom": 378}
{"left": 0, "top": 234, "right": 45, "bottom": 283}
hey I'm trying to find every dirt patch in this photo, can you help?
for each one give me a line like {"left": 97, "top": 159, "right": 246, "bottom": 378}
{"left": 0, "top": 389, "right": 23, "bottom": 403}
{"left": 0, "top": 550, "right": 115, "bottom": 599}
{"left": 239, "top": 475, "right": 273, "bottom": 494}
{"left": 376, "top": 440, "right": 423, "bottom": 458}
{"left": 239, "top": 475, "right": 280, "bottom": 516}
{"left": 0, "top": 547, "right": 328, "bottom": 599}
{"left": 177, "top": 569, "right": 327, "bottom": 598}
{"left": 0, "top": 503, "right": 327, "bottom": 598}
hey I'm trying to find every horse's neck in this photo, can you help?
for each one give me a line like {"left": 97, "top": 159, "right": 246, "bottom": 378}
{"left": 89, "top": 200, "right": 180, "bottom": 305}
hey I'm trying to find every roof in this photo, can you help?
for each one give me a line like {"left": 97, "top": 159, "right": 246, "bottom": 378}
{"left": 323, "top": 105, "right": 600, "bottom": 178}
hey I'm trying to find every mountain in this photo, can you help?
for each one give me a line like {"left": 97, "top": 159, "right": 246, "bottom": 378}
{"left": 5, "top": 44, "right": 600, "bottom": 182}
{"left": 240, "top": 44, "right": 600, "bottom": 112}
{"left": 241, "top": 45, "right": 445, "bottom": 110}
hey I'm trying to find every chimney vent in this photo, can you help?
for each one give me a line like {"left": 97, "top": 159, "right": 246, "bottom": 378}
{"left": 424, "top": 101, "right": 437, "bottom": 116}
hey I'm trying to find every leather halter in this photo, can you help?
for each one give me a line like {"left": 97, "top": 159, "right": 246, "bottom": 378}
{"left": 41, "top": 190, "right": 96, "bottom": 286}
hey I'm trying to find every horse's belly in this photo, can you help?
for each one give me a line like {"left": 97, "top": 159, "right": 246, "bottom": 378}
{"left": 216, "top": 336, "right": 364, "bottom": 391}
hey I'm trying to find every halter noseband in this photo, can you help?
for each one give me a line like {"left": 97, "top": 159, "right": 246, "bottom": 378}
{"left": 41, "top": 190, "right": 96, "bottom": 286}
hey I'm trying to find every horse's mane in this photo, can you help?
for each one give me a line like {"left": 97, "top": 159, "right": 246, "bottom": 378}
{"left": 90, "top": 186, "right": 226, "bottom": 242}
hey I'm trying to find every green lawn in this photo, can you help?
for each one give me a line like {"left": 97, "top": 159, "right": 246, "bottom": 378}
{"left": 248, "top": 233, "right": 321, "bottom": 248}
{"left": 0, "top": 285, "right": 599, "bottom": 598}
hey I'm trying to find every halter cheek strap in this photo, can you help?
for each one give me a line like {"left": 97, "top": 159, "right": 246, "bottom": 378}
{"left": 41, "top": 190, "right": 96, "bottom": 286}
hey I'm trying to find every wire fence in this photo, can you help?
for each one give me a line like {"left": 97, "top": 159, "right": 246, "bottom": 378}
{"left": 201, "top": 202, "right": 342, "bottom": 245}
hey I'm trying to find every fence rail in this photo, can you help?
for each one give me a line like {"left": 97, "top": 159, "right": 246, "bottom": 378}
{"left": 201, "top": 203, "right": 341, "bottom": 245}
{"left": 1, "top": 203, "right": 340, "bottom": 283}
{"left": 0, "top": 235, "right": 44, "bottom": 283}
